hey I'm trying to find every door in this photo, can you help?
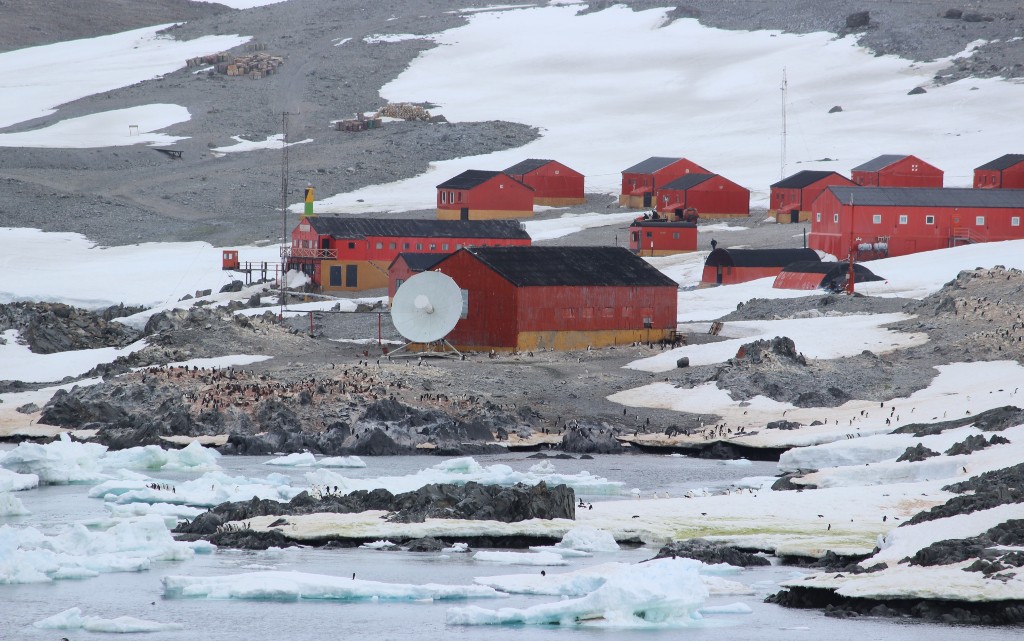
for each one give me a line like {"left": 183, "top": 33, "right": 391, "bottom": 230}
{"left": 790, "top": 210, "right": 799, "bottom": 223}
{"left": 716, "top": 266, "right": 723, "bottom": 284}
{"left": 329, "top": 266, "right": 342, "bottom": 287}
{"left": 460, "top": 207, "right": 469, "bottom": 220}
{"left": 345, "top": 265, "right": 358, "bottom": 288}
{"left": 642, "top": 192, "right": 652, "bottom": 207}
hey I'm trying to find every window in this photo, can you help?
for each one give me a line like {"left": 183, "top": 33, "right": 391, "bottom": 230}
{"left": 428, "top": 243, "right": 436, "bottom": 250}
{"left": 457, "top": 192, "right": 462, "bottom": 202}
{"left": 456, "top": 244, "right": 463, "bottom": 249}
{"left": 449, "top": 191, "right": 455, "bottom": 202}
{"left": 375, "top": 242, "right": 383, "bottom": 250}
{"left": 389, "top": 242, "right": 396, "bottom": 250}
{"left": 395, "top": 278, "right": 404, "bottom": 291}
{"left": 646, "top": 232, "right": 653, "bottom": 238}
{"left": 816, "top": 213, "right": 821, "bottom": 222}
{"left": 899, "top": 215, "right": 908, "bottom": 225}
{"left": 602, "top": 307, "right": 614, "bottom": 318}
{"left": 460, "top": 290, "right": 469, "bottom": 319}
{"left": 415, "top": 243, "right": 423, "bottom": 250}
{"left": 1012, "top": 217, "right": 1021, "bottom": 227}
{"left": 403, "top": 243, "right": 410, "bottom": 250}
{"left": 976, "top": 216, "right": 985, "bottom": 226}
{"left": 833, "top": 214, "right": 839, "bottom": 223}
{"left": 672, "top": 232, "right": 680, "bottom": 239}
{"left": 581, "top": 308, "right": 594, "bottom": 319}
{"left": 925, "top": 215, "right": 935, "bottom": 225}
{"left": 872, "top": 214, "right": 882, "bottom": 224}
{"left": 631, "top": 232, "right": 639, "bottom": 242}
{"left": 348, "top": 242, "right": 356, "bottom": 249}
{"left": 442, "top": 244, "right": 449, "bottom": 251}
{"left": 561, "top": 308, "right": 575, "bottom": 319}
{"left": 440, "top": 192, "right": 446, "bottom": 204}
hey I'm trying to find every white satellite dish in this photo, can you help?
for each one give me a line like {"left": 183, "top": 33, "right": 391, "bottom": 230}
{"left": 389, "top": 271, "right": 463, "bottom": 357}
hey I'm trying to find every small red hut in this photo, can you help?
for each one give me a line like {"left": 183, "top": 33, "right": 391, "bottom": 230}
{"left": 770, "top": 170, "right": 855, "bottom": 223}
{"left": 974, "top": 154, "right": 1024, "bottom": 189}
{"left": 433, "top": 246, "right": 678, "bottom": 351}
{"left": 436, "top": 170, "right": 535, "bottom": 220}
{"left": 387, "top": 252, "right": 448, "bottom": 300}
{"left": 619, "top": 157, "right": 709, "bottom": 209}
{"left": 850, "top": 154, "right": 943, "bottom": 188}
{"left": 504, "top": 159, "right": 585, "bottom": 206}
{"left": 701, "top": 248, "right": 820, "bottom": 286}
{"left": 629, "top": 220, "right": 697, "bottom": 256}
{"left": 654, "top": 174, "right": 749, "bottom": 218}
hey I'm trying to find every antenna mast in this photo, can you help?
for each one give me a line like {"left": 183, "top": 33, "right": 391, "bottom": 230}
{"left": 780, "top": 68, "right": 787, "bottom": 180}
{"left": 280, "top": 111, "right": 290, "bottom": 316}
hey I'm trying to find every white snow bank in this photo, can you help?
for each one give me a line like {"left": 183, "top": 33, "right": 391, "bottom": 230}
{"left": 473, "top": 551, "right": 569, "bottom": 566}
{"left": 0, "top": 515, "right": 194, "bottom": 585}
{"left": 556, "top": 525, "right": 619, "bottom": 552}
{"left": 211, "top": 134, "right": 313, "bottom": 153}
{"left": 265, "top": 452, "right": 366, "bottom": 468}
{"left": 34, "top": 607, "right": 183, "bottom": 633}
{"left": 305, "top": 456, "right": 625, "bottom": 497}
{"left": 0, "top": 329, "right": 148, "bottom": 383}
{"left": 449, "top": 558, "right": 716, "bottom": 628}
{"left": 163, "top": 570, "right": 507, "bottom": 601}
{"left": 0, "top": 104, "right": 191, "bottom": 148}
{"left": 522, "top": 212, "right": 640, "bottom": 242}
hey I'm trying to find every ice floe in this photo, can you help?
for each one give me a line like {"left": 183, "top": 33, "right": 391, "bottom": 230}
{"left": 473, "top": 551, "right": 569, "bottom": 566}
{"left": 0, "top": 492, "right": 30, "bottom": 516}
{"left": 265, "top": 452, "right": 366, "bottom": 468}
{"left": 34, "top": 607, "right": 184, "bottom": 633}
{"left": 89, "top": 470, "right": 303, "bottom": 508}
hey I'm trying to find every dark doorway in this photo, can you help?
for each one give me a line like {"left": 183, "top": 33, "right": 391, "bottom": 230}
{"left": 642, "top": 192, "right": 652, "bottom": 207}
{"left": 790, "top": 210, "right": 799, "bottom": 223}
{"left": 329, "top": 266, "right": 342, "bottom": 287}
{"left": 716, "top": 266, "right": 723, "bottom": 284}
{"left": 345, "top": 265, "right": 358, "bottom": 288}
{"left": 460, "top": 207, "right": 469, "bottom": 220}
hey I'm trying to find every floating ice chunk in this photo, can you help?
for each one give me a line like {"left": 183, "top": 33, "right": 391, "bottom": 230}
{"left": 102, "top": 440, "right": 221, "bottom": 471}
{"left": 0, "top": 468, "right": 39, "bottom": 492}
{"left": 529, "top": 545, "right": 592, "bottom": 558}
{"left": 90, "top": 470, "right": 304, "bottom": 508}
{"left": 444, "top": 542, "right": 471, "bottom": 553}
{"left": 265, "top": 452, "right": 317, "bottom": 467}
{"left": 473, "top": 551, "right": 569, "bottom": 566}
{"left": 699, "top": 602, "right": 753, "bottom": 615}
{"left": 0, "top": 492, "right": 30, "bottom": 516}
{"left": 556, "top": 525, "right": 619, "bottom": 553}
{"left": 449, "top": 558, "right": 711, "bottom": 627}
{"left": 162, "top": 570, "right": 508, "bottom": 601}
{"left": 306, "top": 456, "right": 625, "bottom": 497}
{"left": 529, "top": 460, "right": 556, "bottom": 474}
{"left": 717, "top": 459, "right": 752, "bottom": 466}
{"left": 361, "top": 540, "right": 397, "bottom": 549}
{"left": 317, "top": 455, "right": 366, "bottom": 468}
{"left": 34, "top": 607, "right": 184, "bottom": 632}
{"left": 105, "top": 501, "right": 205, "bottom": 526}
{"left": 0, "top": 433, "right": 109, "bottom": 484}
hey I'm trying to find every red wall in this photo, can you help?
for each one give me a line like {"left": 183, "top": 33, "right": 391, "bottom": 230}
{"left": 773, "top": 272, "right": 825, "bottom": 290}
{"left": 808, "top": 189, "right": 1024, "bottom": 259}
{"left": 771, "top": 174, "right": 855, "bottom": 212}
{"left": 509, "top": 162, "right": 584, "bottom": 200}
{"left": 701, "top": 266, "right": 785, "bottom": 285}
{"left": 435, "top": 251, "right": 520, "bottom": 348}
{"left": 436, "top": 174, "right": 534, "bottom": 215}
{"left": 852, "top": 156, "right": 943, "bottom": 188}
{"left": 621, "top": 159, "right": 708, "bottom": 198}
{"left": 656, "top": 175, "right": 749, "bottom": 215}
{"left": 629, "top": 224, "right": 697, "bottom": 253}
{"left": 387, "top": 258, "right": 415, "bottom": 299}
{"left": 975, "top": 164, "right": 1024, "bottom": 189}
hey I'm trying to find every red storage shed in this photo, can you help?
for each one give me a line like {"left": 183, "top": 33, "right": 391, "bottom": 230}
{"left": 770, "top": 170, "right": 855, "bottom": 223}
{"left": 286, "top": 217, "right": 531, "bottom": 292}
{"left": 436, "top": 170, "right": 535, "bottom": 220}
{"left": 619, "top": 157, "right": 709, "bottom": 209}
{"left": 808, "top": 186, "right": 1024, "bottom": 260}
{"left": 387, "top": 252, "right": 448, "bottom": 300}
{"left": 974, "top": 154, "right": 1024, "bottom": 189}
{"left": 504, "top": 159, "right": 585, "bottom": 206}
{"left": 654, "top": 173, "right": 749, "bottom": 218}
{"left": 701, "top": 248, "right": 820, "bottom": 286}
{"left": 850, "top": 154, "right": 943, "bottom": 188}
{"left": 773, "top": 261, "right": 883, "bottom": 291}
{"left": 629, "top": 220, "right": 697, "bottom": 256}
{"left": 433, "top": 246, "right": 679, "bottom": 352}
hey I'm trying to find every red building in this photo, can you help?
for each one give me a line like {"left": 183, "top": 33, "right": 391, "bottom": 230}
{"left": 629, "top": 220, "right": 697, "bottom": 256}
{"left": 387, "top": 252, "right": 448, "bottom": 299}
{"left": 286, "top": 217, "right": 531, "bottom": 292}
{"left": 504, "top": 159, "right": 585, "bottom": 206}
{"left": 773, "top": 261, "right": 882, "bottom": 291}
{"left": 436, "top": 170, "right": 535, "bottom": 220}
{"left": 654, "top": 173, "right": 749, "bottom": 218}
{"left": 770, "top": 170, "right": 855, "bottom": 223}
{"left": 808, "top": 186, "right": 1024, "bottom": 260}
{"left": 701, "top": 248, "right": 820, "bottom": 286}
{"left": 619, "top": 157, "right": 709, "bottom": 208}
{"left": 974, "top": 154, "right": 1024, "bottom": 189}
{"left": 850, "top": 154, "right": 943, "bottom": 188}
{"left": 432, "top": 246, "right": 678, "bottom": 352}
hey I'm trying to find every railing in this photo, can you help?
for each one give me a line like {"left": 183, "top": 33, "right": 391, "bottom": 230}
{"left": 951, "top": 227, "right": 988, "bottom": 244}
{"left": 280, "top": 246, "right": 338, "bottom": 259}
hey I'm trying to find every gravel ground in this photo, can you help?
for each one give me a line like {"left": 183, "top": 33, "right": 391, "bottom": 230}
{"left": 1, "top": 1, "right": 1022, "bottom": 248}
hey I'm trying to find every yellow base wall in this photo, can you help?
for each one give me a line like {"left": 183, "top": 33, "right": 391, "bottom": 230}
{"left": 619, "top": 195, "right": 648, "bottom": 209}
{"left": 436, "top": 208, "right": 533, "bottom": 220}
{"left": 635, "top": 248, "right": 695, "bottom": 257}
{"left": 448, "top": 328, "right": 674, "bottom": 353}
{"left": 319, "top": 260, "right": 390, "bottom": 292}
{"left": 535, "top": 196, "right": 586, "bottom": 207}
{"left": 771, "top": 210, "right": 812, "bottom": 223}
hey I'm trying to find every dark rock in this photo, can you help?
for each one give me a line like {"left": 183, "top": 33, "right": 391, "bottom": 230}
{"left": 896, "top": 443, "right": 939, "bottom": 462}
{"left": 945, "top": 433, "right": 1009, "bottom": 456}
{"left": 15, "top": 402, "right": 39, "bottom": 414}
{"left": 908, "top": 464, "right": 1024, "bottom": 525}
{"left": 772, "top": 473, "right": 815, "bottom": 491}
{"left": 904, "top": 520, "right": 1024, "bottom": 567}
{"left": 652, "top": 539, "right": 770, "bottom": 566}
{"left": 961, "top": 12, "right": 987, "bottom": 23}
{"left": 943, "top": 9, "right": 963, "bottom": 20}
{"left": 766, "top": 420, "right": 802, "bottom": 430}
{"left": 676, "top": 357, "right": 690, "bottom": 368}
{"left": 405, "top": 537, "right": 445, "bottom": 552}
{"left": 828, "top": 105, "right": 843, "bottom": 113}
{"left": 908, "top": 86, "right": 927, "bottom": 95}
{"left": 207, "top": 528, "right": 296, "bottom": 550}
{"left": 560, "top": 423, "right": 623, "bottom": 454}
{"left": 219, "top": 281, "right": 243, "bottom": 293}
{"left": 845, "top": 11, "right": 869, "bottom": 29}
{"left": 892, "top": 406, "right": 1024, "bottom": 437}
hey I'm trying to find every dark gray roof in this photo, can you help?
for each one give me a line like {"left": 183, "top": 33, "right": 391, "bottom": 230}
{"left": 771, "top": 170, "right": 847, "bottom": 189}
{"left": 623, "top": 157, "right": 683, "bottom": 174}
{"left": 629, "top": 220, "right": 697, "bottom": 229}
{"left": 504, "top": 159, "right": 554, "bottom": 175}
{"left": 436, "top": 170, "right": 505, "bottom": 190}
{"left": 826, "top": 186, "right": 1024, "bottom": 208}
{"left": 976, "top": 154, "right": 1024, "bottom": 171}
{"left": 777, "top": 261, "right": 883, "bottom": 289}
{"left": 390, "top": 252, "right": 449, "bottom": 272}
{"left": 660, "top": 173, "right": 715, "bottom": 191}
{"left": 851, "top": 154, "right": 909, "bottom": 172}
{"left": 307, "top": 217, "right": 531, "bottom": 240}
{"left": 455, "top": 246, "right": 678, "bottom": 287}
{"left": 705, "top": 248, "right": 820, "bottom": 268}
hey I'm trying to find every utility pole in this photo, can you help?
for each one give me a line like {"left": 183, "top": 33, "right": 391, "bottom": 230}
{"left": 780, "top": 68, "right": 787, "bottom": 181}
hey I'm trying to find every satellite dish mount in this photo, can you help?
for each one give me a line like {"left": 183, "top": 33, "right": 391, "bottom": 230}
{"left": 388, "top": 271, "right": 464, "bottom": 359}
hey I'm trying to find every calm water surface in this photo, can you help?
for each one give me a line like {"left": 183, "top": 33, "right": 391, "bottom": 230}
{"left": 2, "top": 452, "right": 1020, "bottom": 640}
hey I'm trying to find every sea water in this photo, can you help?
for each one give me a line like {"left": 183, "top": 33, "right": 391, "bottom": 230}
{"left": 0, "top": 452, "right": 1019, "bottom": 640}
